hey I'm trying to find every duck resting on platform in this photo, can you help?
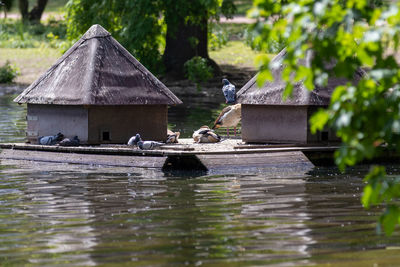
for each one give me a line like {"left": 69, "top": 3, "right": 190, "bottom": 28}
{"left": 127, "top": 133, "right": 163, "bottom": 150}
{"left": 166, "top": 130, "right": 180, "bottom": 143}
{"left": 222, "top": 78, "right": 236, "bottom": 104}
{"left": 38, "top": 132, "right": 64, "bottom": 145}
{"left": 193, "top": 126, "right": 221, "bottom": 143}
{"left": 212, "top": 104, "right": 241, "bottom": 137}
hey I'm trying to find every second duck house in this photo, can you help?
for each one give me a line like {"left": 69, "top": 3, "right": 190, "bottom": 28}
{"left": 14, "top": 24, "right": 182, "bottom": 144}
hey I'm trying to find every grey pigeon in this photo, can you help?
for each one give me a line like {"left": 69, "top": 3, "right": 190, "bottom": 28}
{"left": 137, "top": 140, "right": 163, "bottom": 150}
{"left": 222, "top": 78, "right": 236, "bottom": 104}
{"left": 128, "top": 134, "right": 163, "bottom": 150}
{"left": 128, "top": 133, "right": 163, "bottom": 150}
{"left": 38, "top": 132, "right": 64, "bottom": 145}
{"left": 59, "top": 136, "right": 80, "bottom": 146}
{"left": 127, "top": 133, "right": 141, "bottom": 146}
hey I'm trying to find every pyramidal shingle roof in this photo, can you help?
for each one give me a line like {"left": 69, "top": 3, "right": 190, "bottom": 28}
{"left": 14, "top": 24, "right": 182, "bottom": 105}
{"left": 237, "top": 48, "right": 365, "bottom": 106}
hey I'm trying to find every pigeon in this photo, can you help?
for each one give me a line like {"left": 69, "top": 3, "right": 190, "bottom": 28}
{"left": 38, "top": 132, "right": 64, "bottom": 145}
{"left": 137, "top": 140, "right": 163, "bottom": 150}
{"left": 128, "top": 133, "right": 163, "bottom": 150}
{"left": 193, "top": 126, "right": 221, "bottom": 143}
{"left": 166, "top": 130, "right": 180, "bottom": 143}
{"left": 127, "top": 133, "right": 141, "bottom": 146}
{"left": 212, "top": 104, "right": 242, "bottom": 137}
{"left": 59, "top": 136, "right": 80, "bottom": 146}
{"left": 222, "top": 78, "right": 236, "bottom": 104}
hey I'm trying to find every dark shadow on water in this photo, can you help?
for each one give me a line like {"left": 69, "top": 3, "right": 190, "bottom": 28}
{"left": 163, "top": 169, "right": 208, "bottom": 179}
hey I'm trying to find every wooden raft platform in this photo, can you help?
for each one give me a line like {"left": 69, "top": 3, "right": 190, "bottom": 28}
{"left": 0, "top": 139, "right": 339, "bottom": 173}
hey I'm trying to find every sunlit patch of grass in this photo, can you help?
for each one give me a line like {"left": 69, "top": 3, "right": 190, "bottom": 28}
{"left": 9, "top": 0, "right": 68, "bottom": 13}
{"left": 234, "top": 0, "right": 253, "bottom": 15}
{"left": 0, "top": 48, "right": 62, "bottom": 85}
{"left": 210, "top": 41, "right": 267, "bottom": 69}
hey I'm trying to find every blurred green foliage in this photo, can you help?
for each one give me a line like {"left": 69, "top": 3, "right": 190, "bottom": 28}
{"left": 0, "top": 61, "right": 19, "bottom": 83}
{"left": 251, "top": 0, "right": 400, "bottom": 234}
{"left": 184, "top": 56, "right": 214, "bottom": 88}
{"left": 65, "top": 0, "right": 236, "bottom": 73}
{"left": 0, "top": 18, "right": 68, "bottom": 49}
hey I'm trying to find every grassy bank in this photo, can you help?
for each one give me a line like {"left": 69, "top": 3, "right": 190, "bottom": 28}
{"left": 9, "top": 0, "right": 68, "bottom": 13}
{"left": 0, "top": 41, "right": 260, "bottom": 85}
{"left": 0, "top": 15, "right": 262, "bottom": 85}
{"left": 0, "top": 48, "right": 61, "bottom": 85}
{"left": 210, "top": 41, "right": 260, "bottom": 69}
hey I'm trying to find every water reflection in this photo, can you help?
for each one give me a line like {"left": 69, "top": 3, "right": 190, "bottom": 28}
{"left": 1, "top": 159, "right": 400, "bottom": 265}
{"left": 0, "top": 94, "right": 26, "bottom": 143}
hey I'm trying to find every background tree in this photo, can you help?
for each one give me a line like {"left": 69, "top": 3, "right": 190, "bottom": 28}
{"left": 66, "top": 0, "right": 235, "bottom": 77}
{"left": 250, "top": 0, "right": 400, "bottom": 235}
{"left": 1, "top": 0, "right": 13, "bottom": 18}
{"left": 18, "top": 0, "right": 48, "bottom": 23}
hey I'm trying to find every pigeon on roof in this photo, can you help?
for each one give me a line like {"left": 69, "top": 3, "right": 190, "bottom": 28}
{"left": 222, "top": 78, "right": 236, "bottom": 104}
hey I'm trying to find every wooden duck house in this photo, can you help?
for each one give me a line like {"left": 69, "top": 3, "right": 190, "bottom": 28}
{"left": 236, "top": 49, "right": 365, "bottom": 144}
{"left": 14, "top": 24, "right": 182, "bottom": 144}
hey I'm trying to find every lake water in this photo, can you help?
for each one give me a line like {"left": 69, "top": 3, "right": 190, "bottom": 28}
{"left": 1, "top": 93, "right": 400, "bottom": 266}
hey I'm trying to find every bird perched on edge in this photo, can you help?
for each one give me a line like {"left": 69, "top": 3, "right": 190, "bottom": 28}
{"left": 38, "top": 132, "right": 64, "bottom": 145}
{"left": 127, "top": 133, "right": 163, "bottom": 150}
{"left": 127, "top": 134, "right": 141, "bottom": 146}
{"left": 59, "top": 136, "right": 80, "bottom": 146}
{"left": 193, "top": 126, "right": 221, "bottom": 143}
{"left": 166, "top": 129, "right": 180, "bottom": 143}
{"left": 222, "top": 78, "right": 236, "bottom": 104}
{"left": 212, "top": 104, "right": 242, "bottom": 137}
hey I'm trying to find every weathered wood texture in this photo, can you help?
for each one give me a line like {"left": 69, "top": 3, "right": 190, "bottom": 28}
{"left": 241, "top": 105, "right": 308, "bottom": 143}
{"left": 0, "top": 149, "right": 166, "bottom": 168}
{"left": 197, "top": 151, "right": 314, "bottom": 173}
{"left": 236, "top": 48, "right": 366, "bottom": 106}
{"left": 0, "top": 148, "right": 314, "bottom": 173}
{"left": 87, "top": 105, "right": 167, "bottom": 143}
{"left": 14, "top": 25, "right": 182, "bottom": 106}
{"left": 26, "top": 104, "right": 89, "bottom": 144}
{"left": 27, "top": 104, "right": 168, "bottom": 144}
{"left": 0, "top": 142, "right": 339, "bottom": 156}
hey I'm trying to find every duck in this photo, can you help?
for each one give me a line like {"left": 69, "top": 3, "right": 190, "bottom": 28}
{"left": 127, "top": 133, "right": 163, "bottom": 150}
{"left": 166, "top": 129, "right": 180, "bottom": 143}
{"left": 38, "top": 132, "right": 64, "bottom": 145}
{"left": 59, "top": 136, "right": 80, "bottom": 146}
{"left": 192, "top": 126, "right": 221, "bottom": 143}
{"left": 212, "top": 104, "right": 241, "bottom": 137}
{"left": 222, "top": 78, "right": 236, "bottom": 104}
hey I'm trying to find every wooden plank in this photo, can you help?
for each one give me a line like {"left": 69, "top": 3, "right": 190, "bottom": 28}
{"left": 197, "top": 151, "right": 314, "bottom": 170}
{"left": 0, "top": 143, "right": 339, "bottom": 156}
{"left": 0, "top": 149, "right": 166, "bottom": 168}
{"left": 234, "top": 143, "right": 297, "bottom": 149}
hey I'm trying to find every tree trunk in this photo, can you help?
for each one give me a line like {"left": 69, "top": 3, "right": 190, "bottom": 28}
{"left": 18, "top": 0, "right": 48, "bottom": 23}
{"left": 18, "top": 0, "right": 28, "bottom": 21}
{"left": 28, "top": 0, "right": 48, "bottom": 22}
{"left": 163, "top": 14, "right": 220, "bottom": 79}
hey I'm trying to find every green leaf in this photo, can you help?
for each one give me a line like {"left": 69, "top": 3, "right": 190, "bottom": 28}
{"left": 357, "top": 47, "right": 374, "bottom": 67}
{"left": 381, "top": 205, "right": 400, "bottom": 236}
{"left": 362, "top": 184, "right": 373, "bottom": 208}
{"left": 331, "top": 85, "right": 347, "bottom": 103}
{"left": 310, "top": 109, "right": 329, "bottom": 134}
{"left": 257, "top": 70, "right": 273, "bottom": 87}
